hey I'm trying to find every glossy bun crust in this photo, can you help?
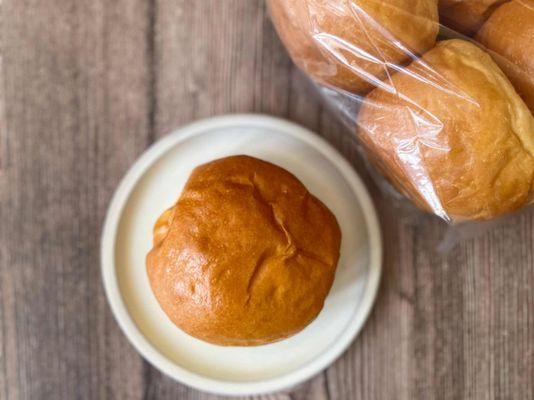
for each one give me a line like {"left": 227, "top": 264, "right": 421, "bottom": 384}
{"left": 476, "top": 0, "right": 534, "bottom": 114}
{"left": 146, "top": 156, "right": 341, "bottom": 346}
{"left": 438, "top": 0, "right": 507, "bottom": 35}
{"left": 358, "top": 39, "right": 534, "bottom": 221}
{"left": 268, "top": 0, "right": 439, "bottom": 93}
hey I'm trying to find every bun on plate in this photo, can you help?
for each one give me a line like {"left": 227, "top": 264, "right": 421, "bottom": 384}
{"left": 146, "top": 155, "right": 341, "bottom": 346}
{"left": 358, "top": 39, "right": 534, "bottom": 221}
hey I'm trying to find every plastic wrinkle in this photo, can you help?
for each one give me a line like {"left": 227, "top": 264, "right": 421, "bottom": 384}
{"left": 313, "top": 33, "right": 390, "bottom": 89}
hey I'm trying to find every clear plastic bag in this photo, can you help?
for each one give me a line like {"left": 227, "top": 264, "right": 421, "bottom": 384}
{"left": 268, "top": 0, "right": 534, "bottom": 224}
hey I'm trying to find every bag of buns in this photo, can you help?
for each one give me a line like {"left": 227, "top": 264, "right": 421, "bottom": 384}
{"left": 268, "top": 0, "right": 534, "bottom": 223}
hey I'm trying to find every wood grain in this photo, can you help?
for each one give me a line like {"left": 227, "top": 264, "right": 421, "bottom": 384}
{"left": 0, "top": 1, "right": 532, "bottom": 399}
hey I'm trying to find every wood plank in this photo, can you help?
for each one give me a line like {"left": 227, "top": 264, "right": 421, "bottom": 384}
{"left": 0, "top": 0, "right": 153, "bottom": 398}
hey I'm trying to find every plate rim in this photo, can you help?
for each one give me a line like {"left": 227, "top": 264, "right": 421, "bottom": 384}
{"left": 100, "top": 114, "right": 382, "bottom": 396}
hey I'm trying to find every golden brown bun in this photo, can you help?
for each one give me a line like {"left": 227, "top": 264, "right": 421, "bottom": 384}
{"left": 268, "top": 0, "right": 439, "bottom": 93}
{"left": 146, "top": 155, "right": 341, "bottom": 346}
{"left": 476, "top": 0, "right": 534, "bottom": 114}
{"left": 439, "top": 0, "right": 508, "bottom": 35}
{"left": 357, "top": 39, "right": 534, "bottom": 221}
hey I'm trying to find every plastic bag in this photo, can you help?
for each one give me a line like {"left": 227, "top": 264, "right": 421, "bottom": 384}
{"left": 268, "top": 0, "right": 534, "bottom": 224}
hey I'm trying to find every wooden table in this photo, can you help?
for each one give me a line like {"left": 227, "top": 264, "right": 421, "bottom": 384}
{"left": 1, "top": 1, "right": 532, "bottom": 399}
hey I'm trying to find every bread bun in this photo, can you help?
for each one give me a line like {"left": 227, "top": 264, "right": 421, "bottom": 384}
{"left": 268, "top": 0, "right": 439, "bottom": 93}
{"left": 438, "top": 0, "right": 507, "bottom": 35}
{"left": 357, "top": 39, "right": 534, "bottom": 221}
{"left": 476, "top": 0, "right": 534, "bottom": 114}
{"left": 146, "top": 155, "right": 341, "bottom": 346}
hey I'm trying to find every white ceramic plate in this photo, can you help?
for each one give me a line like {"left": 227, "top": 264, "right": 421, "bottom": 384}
{"left": 101, "top": 114, "right": 382, "bottom": 396}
